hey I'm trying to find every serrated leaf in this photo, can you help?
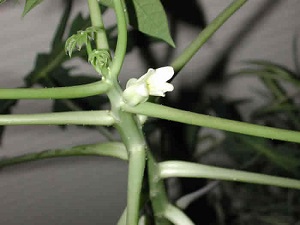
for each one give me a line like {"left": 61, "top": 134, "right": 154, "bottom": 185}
{"left": 126, "top": 0, "right": 175, "bottom": 47}
{"left": 22, "top": 0, "right": 44, "bottom": 16}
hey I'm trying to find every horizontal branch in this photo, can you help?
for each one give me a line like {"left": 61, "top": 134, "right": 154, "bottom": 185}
{"left": 159, "top": 161, "right": 300, "bottom": 190}
{"left": 122, "top": 102, "right": 300, "bottom": 144}
{"left": 0, "top": 81, "right": 111, "bottom": 99}
{"left": 0, "top": 142, "right": 127, "bottom": 169}
{"left": 0, "top": 110, "right": 115, "bottom": 126}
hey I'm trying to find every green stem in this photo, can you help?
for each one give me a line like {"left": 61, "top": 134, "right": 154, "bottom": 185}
{"left": 102, "top": 0, "right": 144, "bottom": 223}
{"left": 108, "top": 85, "right": 146, "bottom": 225}
{"left": 0, "top": 142, "right": 127, "bottom": 168}
{"left": 110, "top": 0, "right": 127, "bottom": 79}
{"left": 106, "top": 59, "right": 146, "bottom": 224}
{"left": 171, "top": 0, "right": 248, "bottom": 73}
{"left": 0, "top": 81, "right": 111, "bottom": 99}
{"left": 123, "top": 102, "right": 300, "bottom": 144}
{"left": 88, "top": 0, "right": 109, "bottom": 50}
{"left": 159, "top": 161, "right": 300, "bottom": 190}
{"left": 147, "top": 152, "right": 171, "bottom": 225}
{"left": 88, "top": 1, "right": 145, "bottom": 224}
{"left": 0, "top": 110, "right": 114, "bottom": 126}
{"left": 117, "top": 208, "right": 127, "bottom": 225}
{"left": 164, "top": 204, "right": 195, "bottom": 225}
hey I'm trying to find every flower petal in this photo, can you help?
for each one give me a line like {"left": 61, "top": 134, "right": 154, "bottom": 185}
{"left": 148, "top": 66, "right": 174, "bottom": 83}
{"left": 149, "top": 83, "right": 174, "bottom": 96}
{"left": 126, "top": 78, "right": 138, "bottom": 88}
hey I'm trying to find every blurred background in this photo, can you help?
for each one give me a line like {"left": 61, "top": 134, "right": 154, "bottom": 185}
{"left": 0, "top": 0, "right": 300, "bottom": 224}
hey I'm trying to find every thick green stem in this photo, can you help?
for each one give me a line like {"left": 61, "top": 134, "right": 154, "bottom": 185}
{"left": 123, "top": 102, "right": 300, "bottom": 144}
{"left": 0, "top": 142, "right": 127, "bottom": 169}
{"left": 117, "top": 208, "right": 127, "bottom": 225}
{"left": 171, "top": 0, "right": 248, "bottom": 73}
{"left": 159, "top": 161, "right": 300, "bottom": 190}
{"left": 108, "top": 85, "right": 146, "bottom": 225}
{"left": 0, "top": 110, "right": 114, "bottom": 126}
{"left": 88, "top": 1, "right": 145, "bottom": 224}
{"left": 147, "top": 152, "right": 171, "bottom": 225}
{"left": 110, "top": 0, "right": 127, "bottom": 79}
{"left": 0, "top": 81, "right": 111, "bottom": 99}
{"left": 88, "top": 0, "right": 109, "bottom": 50}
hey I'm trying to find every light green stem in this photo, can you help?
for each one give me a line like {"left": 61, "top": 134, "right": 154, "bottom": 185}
{"left": 164, "top": 204, "right": 195, "bottom": 225}
{"left": 147, "top": 152, "right": 171, "bottom": 225}
{"left": 171, "top": 0, "right": 248, "bottom": 73}
{"left": 0, "top": 81, "right": 111, "bottom": 99}
{"left": 0, "top": 110, "right": 114, "bottom": 126}
{"left": 122, "top": 102, "right": 300, "bottom": 144}
{"left": 88, "top": 0, "right": 109, "bottom": 50}
{"left": 117, "top": 208, "right": 127, "bottom": 225}
{"left": 110, "top": 0, "right": 127, "bottom": 78}
{"left": 91, "top": 0, "right": 144, "bottom": 224}
{"left": 0, "top": 142, "right": 127, "bottom": 168}
{"left": 109, "top": 85, "right": 146, "bottom": 225}
{"left": 159, "top": 161, "right": 300, "bottom": 190}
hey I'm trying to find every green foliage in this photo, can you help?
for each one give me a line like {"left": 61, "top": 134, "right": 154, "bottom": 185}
{"left": 88, "top": 49, "right": 111, "bottom": 75}
{"left": 1, "top": 0, "right": 300, "bottom": 224}
{"left": 99, "top": 0, "right": 175, "bottom": 47}
{"left": 65, "top": 26, "right": 102, "bottom": 57}
{"left": 126, "top": 0, "right": 175, "bottom": 47}
{"left": 22, "top": 0, "right": 44, "bottom": 16}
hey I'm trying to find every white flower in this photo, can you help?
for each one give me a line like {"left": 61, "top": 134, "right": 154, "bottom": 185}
{"left": 123, "top": 66, "right": 174, "bottom": 106}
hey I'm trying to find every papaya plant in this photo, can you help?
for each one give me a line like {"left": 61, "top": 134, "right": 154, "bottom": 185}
{"left": 0, "top": 0, "right": 299, "bottom": 224}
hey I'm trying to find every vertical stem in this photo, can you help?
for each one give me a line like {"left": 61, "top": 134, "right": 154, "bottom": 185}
{"left": 111, "top": 0, "right": 127, "bottom": 78}
{"left": 147, "top": 152, "right": 171, "bottom": 225}
{"left": 107, "top": 84, "right": 146, "bottom": 225}
{"left": 89, "top": 0, "right": 145, "bottom": 224}
{"left": 88, "top": 0, "right": 109, "bottom": 50}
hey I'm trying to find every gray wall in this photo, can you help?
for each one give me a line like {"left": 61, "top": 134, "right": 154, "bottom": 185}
{"left": 0, "top": 1, "right": 299, "bottom": 224}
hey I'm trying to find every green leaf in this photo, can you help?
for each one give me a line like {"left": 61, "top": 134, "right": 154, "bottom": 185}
{"left": 22, "top": 0, "right": 44, "bottom": 16}
{"left": 125, "top": 0, "right": 175, "bottom": 47}
{"left": 0, "top": 0, "right": 7, "bottom": 5}
{"left": 65, "top": 26, "right": 102, "bottom": 57}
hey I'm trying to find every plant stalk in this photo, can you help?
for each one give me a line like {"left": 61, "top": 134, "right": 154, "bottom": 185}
{"left": 123, "top": 102, "right": 300, "bottom": 144}
{"left": 171, "top": 0, "right": 248, "bottom": 73}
